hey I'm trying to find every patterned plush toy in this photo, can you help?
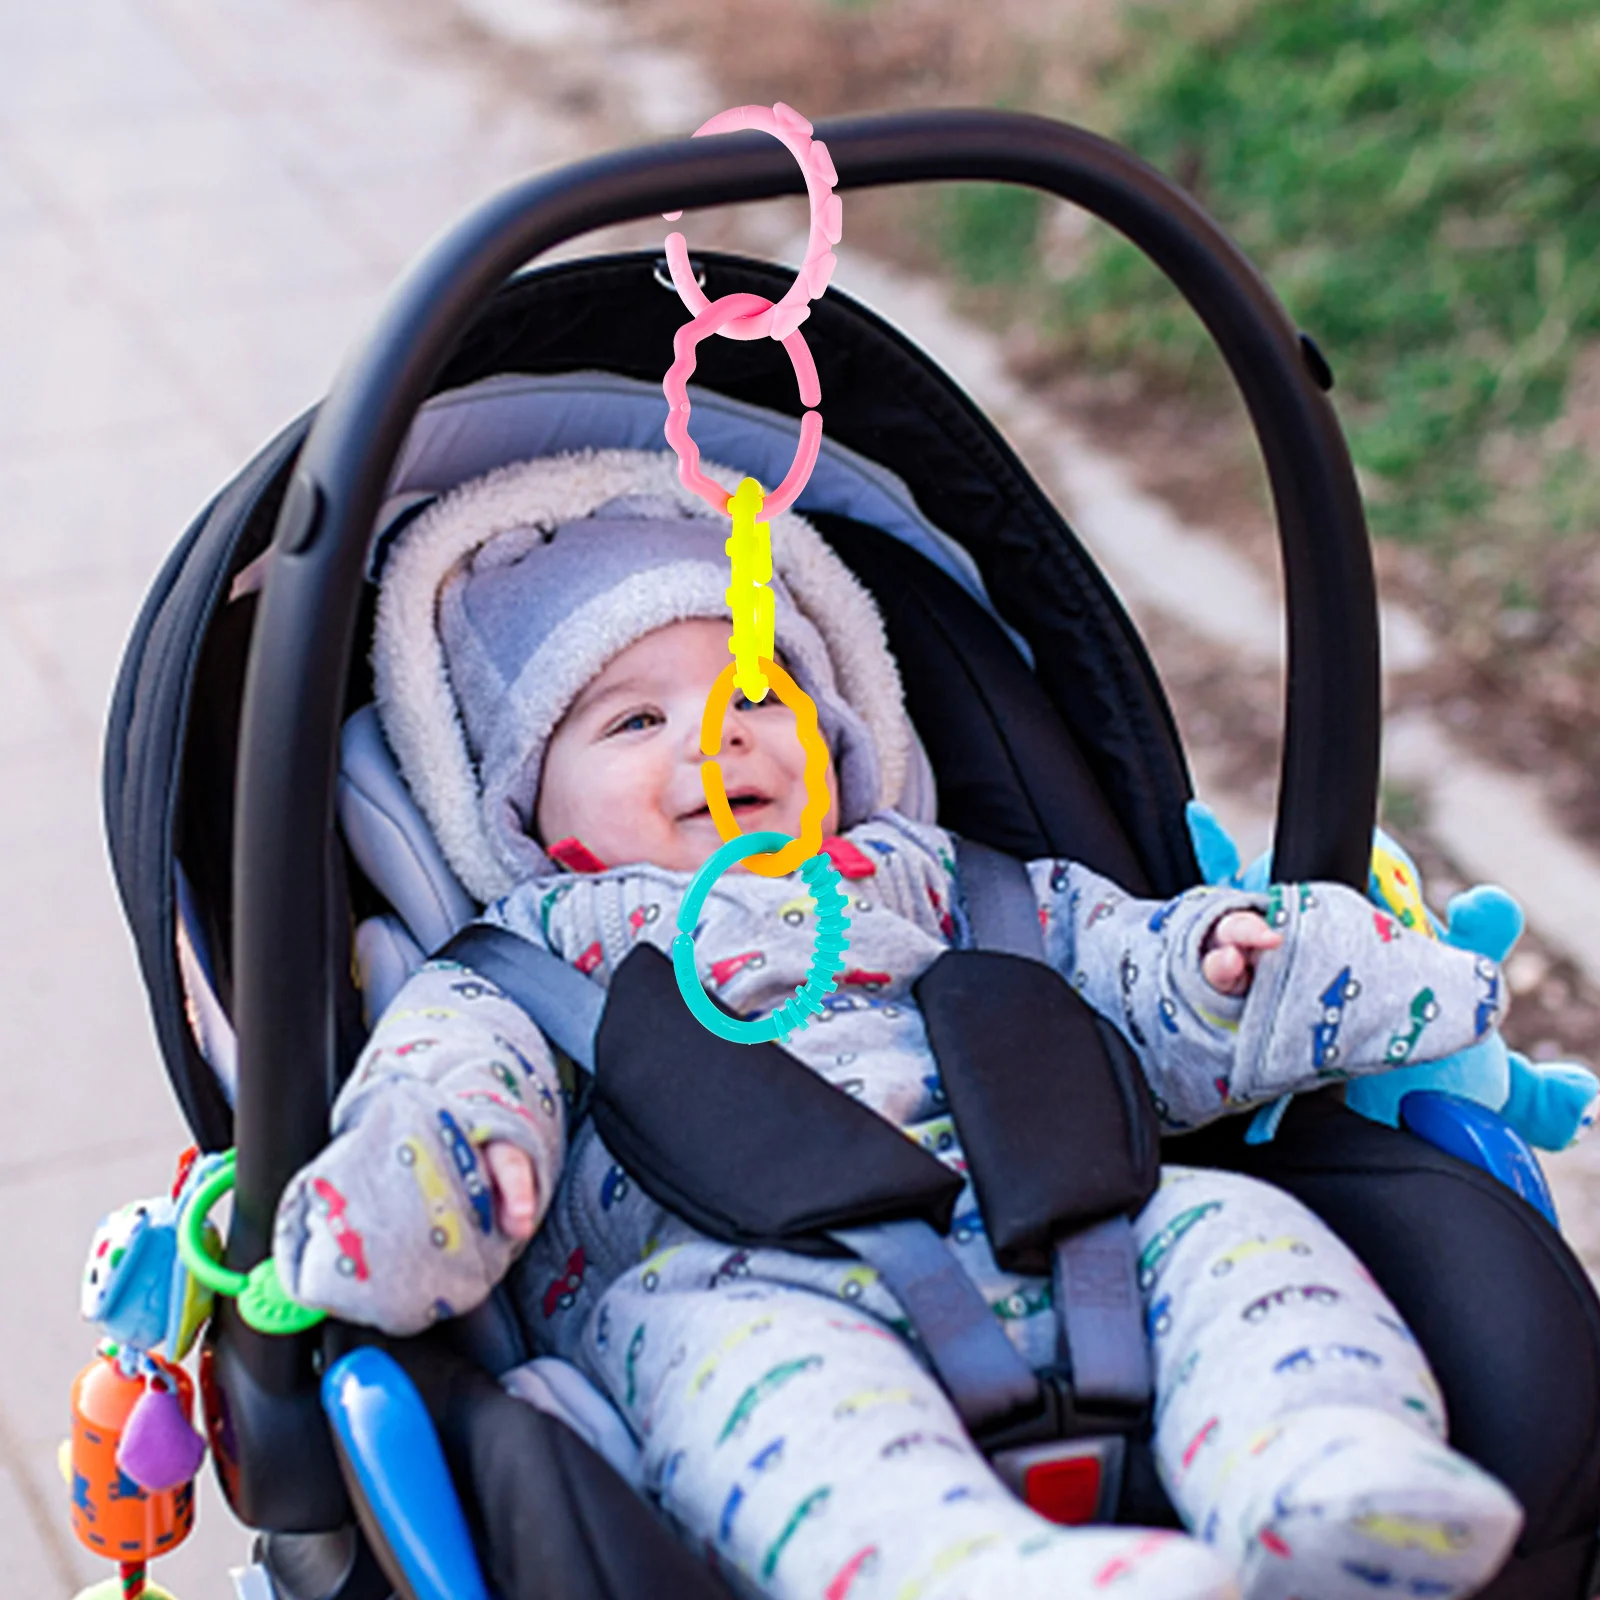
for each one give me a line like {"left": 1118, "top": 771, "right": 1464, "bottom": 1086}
{"left": 1187, "top": 801, "right": 1598, "bottom": 1151}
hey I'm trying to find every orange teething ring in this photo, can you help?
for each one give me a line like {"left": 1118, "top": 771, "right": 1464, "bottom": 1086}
{"left": 699, "top": 657, "right": 831, "bottom": 876}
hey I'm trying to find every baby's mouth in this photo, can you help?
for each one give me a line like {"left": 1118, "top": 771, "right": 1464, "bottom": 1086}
{"left": 682, "top": 788, "right": 770, "bottom": 821}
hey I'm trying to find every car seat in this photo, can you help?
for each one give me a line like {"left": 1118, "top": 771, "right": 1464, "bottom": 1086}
{"left": 101, "top": 111, "right": 1600, "bottom": 1600}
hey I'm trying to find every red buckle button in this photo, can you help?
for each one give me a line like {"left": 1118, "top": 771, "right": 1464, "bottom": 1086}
{"left": 1023, "top": 1455, "right": 1102, "bottom": 1525}
{"left": 548, "top": 837, "right": 608, "bottom": 874}
{"left": 820, "top": 836, "right": 877, "bottom": 879}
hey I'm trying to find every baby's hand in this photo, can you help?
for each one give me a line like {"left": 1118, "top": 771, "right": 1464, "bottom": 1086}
{"left": 1201, "top": 910, "right": 1283, "bottom": 996}
{"left": 485, "top": 1142, "right": 540, "bottom": 1241}
{"left": 273, "top": 1076, "right": 546, "bottom": 1336}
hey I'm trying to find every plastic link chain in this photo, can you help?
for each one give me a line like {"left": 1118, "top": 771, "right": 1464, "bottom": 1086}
{"left": 660, "top": 101, "right": 840, "bottom": 517}
{"left": 699, "top": 653, "right": 830, "bottom": 875}
{"left": 664, "top": 100, "right": 851, "bottom": 1043}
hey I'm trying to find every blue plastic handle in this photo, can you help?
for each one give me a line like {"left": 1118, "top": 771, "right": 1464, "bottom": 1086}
{"left": 322, "top": 1347, "right": 493, "bottom": 1600}
{"left": 1399, "top": 1089, "right": 1559, "bottom": 1228}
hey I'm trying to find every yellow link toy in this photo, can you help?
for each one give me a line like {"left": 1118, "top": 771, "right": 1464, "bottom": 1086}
{"left": 726, "top": 477, "right": 776, "bottom": 703}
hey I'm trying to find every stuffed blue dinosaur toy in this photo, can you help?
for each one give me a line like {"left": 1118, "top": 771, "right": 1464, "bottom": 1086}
{"left": 1187, "top": 800, "right": 1598, "bottom": 1151}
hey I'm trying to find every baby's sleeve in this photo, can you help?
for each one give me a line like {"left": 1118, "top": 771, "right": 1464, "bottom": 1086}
{"left": 1030, "top": 859, "right": 1504, "bottom": 1130}
{"left": 843, "top": 814, "right": 965, "bottom": 940}
{"left": 1030, "top": 859, "right": 1262, "bottom": 1128}
{"left": 1224, "top": 878, "right": 1503, "bottom": 1106}
{"left": 272, "top": 955, "right": 567, "bottom": 1335}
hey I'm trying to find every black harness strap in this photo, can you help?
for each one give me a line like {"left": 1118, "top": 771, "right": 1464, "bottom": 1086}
{"left": 591, "top": 944, "right": 963, "bottom": 1249}
{"left": 942, "top": 840, "right": 1157, "bottom": 1416}
{"left": 833, "top": 1220, "right": 1042, "bottom": 1431}
{"left": 435, "top": 841, "right": 1159, "bottom": 1428}
{"left": 438, "top": 924, "right": 602, "bottom": 1073}
{"left": 437, "top": 928, "right": 964, "bottom": 1247}
{"left": 914, "top": 950, "right": 1158, "bottom": 1274}
{"left": 956, "top": 837, "right": 1051, "bottom": 959}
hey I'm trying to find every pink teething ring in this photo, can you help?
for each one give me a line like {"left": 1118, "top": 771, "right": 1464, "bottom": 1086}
{"left": 661, "top": 103, "right": 840, "bottom": 516}
{"left": 663, "top": 294, "right": 822, "bottom": 517}
{"left": 664, "top": 102, "right": 842, "bottom": 340}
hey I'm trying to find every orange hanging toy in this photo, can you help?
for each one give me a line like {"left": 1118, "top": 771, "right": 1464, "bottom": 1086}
{"left": 68, "top": 1345, "right": 195, "bottom": 1599}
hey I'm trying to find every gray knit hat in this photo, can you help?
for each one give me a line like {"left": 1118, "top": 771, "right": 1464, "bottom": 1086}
{"left": 373, "top": 449, "right": 912, "bottom": 902}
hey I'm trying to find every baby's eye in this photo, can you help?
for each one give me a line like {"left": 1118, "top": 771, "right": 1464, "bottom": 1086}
{"left": 606, "top": 708, "right": 661, "bottom": 736}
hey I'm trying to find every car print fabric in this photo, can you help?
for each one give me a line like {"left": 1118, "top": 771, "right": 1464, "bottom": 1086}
{"left": 274, "top": 811, "right": 1516, "bottom": 1598}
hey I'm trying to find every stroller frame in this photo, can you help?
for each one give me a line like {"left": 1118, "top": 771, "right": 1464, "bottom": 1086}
{"left": 100, "top": 110, "right": 1600, "bottom": 1599}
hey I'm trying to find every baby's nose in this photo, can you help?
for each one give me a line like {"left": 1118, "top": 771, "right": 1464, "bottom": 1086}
{"left": 682, "top": 704, "right": 748, "bottom": 765}
{"left": 709, "top": 702, "right": 753, "bottom": 751}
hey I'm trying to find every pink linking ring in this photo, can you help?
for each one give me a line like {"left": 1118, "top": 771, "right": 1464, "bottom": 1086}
{"left": 663, "top": 293, "right": 822, "bottom": 517}
{"left": 661, "top": 102, "right": 841, "bottom": 516}
{"left": 663, "top": 101, "right": 842, "bottom": 341}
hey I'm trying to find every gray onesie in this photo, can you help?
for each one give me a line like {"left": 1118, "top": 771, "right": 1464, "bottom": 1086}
{"left": 275, "top": 812, "right": 1519, "bottom": 1600}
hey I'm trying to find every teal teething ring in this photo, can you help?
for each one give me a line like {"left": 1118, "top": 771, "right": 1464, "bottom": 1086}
{"left": 176, "top": 1148, "right": 327, "bottom": 1335}
{"left": 673, "top": 829, "right": 850, "bottom": 1043}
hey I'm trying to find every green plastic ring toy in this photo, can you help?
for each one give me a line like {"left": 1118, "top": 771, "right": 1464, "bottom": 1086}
{"left": 178, "top": 1151, "right": 247, "bottom": 1298}
{"left": 672, "top": 829, "right": 850, "bottom": 1043}
{"left": 176, "top": 1148, "right": 327, "bottom": 1336}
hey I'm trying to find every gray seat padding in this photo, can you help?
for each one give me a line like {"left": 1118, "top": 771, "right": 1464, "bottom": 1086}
{"left": 338, "top": 704, "right": 475, "bottom": 1005}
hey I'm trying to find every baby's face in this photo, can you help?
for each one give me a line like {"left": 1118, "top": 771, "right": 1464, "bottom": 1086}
{"left": 535, "top": 619, "right": 839, "bottom": 874}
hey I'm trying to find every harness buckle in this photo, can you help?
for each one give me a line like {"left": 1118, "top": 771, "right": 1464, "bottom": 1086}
{"left": 991, "top": 1435, "right": 1126, "bottom": 1525}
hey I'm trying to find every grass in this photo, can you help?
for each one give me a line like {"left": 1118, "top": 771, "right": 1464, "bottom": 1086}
{"left": 942, "top": 184, "right": 1044, "bottom": 286}
{"left": 937, "top": 0, "right": 1600, "bottom": 557}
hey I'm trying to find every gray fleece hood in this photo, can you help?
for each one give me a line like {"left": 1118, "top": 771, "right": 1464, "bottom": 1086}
{"left": 372, "top": 449, "right": 913, "bottom": 902}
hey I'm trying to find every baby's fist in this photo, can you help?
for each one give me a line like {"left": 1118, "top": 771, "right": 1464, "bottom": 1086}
{"left": 273, "top": 1076, "right": 537, "bottom": 1335}
{"left": 1201, "top": 910, "right": 1283, "bottom": 996}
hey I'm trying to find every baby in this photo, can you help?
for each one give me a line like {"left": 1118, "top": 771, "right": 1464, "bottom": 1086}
{"left": 277, "top": 450, "right": 1521, "bottom": 1600}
